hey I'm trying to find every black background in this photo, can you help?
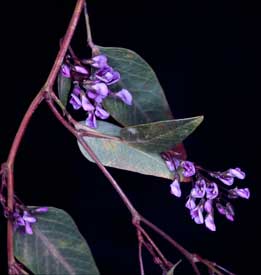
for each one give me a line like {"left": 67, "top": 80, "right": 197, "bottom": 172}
{"left": 0, "top": 1, "right": 260, "bottom": 274}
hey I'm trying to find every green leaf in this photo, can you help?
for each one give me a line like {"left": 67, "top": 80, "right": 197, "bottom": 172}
{"left": 120, "top": 116, "right": 204, "bottom": 153}
{"left": 99, "top": 46, "right": 173, "bottom": 126}
{"left": 57, "top": 73, "right": 71, "bottom": 107}
{"left": 14, "top": 207, "right": 99, "bottom": 275}
{"left": 167, "top": 260, "right": 182, "bottom": 275}
{"left": 76, "top": 121, "right": 174, "bottom": 180}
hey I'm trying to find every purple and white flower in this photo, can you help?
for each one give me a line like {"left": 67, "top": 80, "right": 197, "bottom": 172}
{"left": 170, "top": 179, "right": 182, "bottom": 198}
{"left": 181, "top": 161, "right": 196, "bottom": 177}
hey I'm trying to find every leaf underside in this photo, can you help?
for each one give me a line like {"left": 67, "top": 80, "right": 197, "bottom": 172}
{"left": 14, "top": 207, "right": 99, "bottom": 275}
{"left": 99, "top": 46, "right": 173, "bottom": 126}
{"left": 77, "top": 121, "right": 178, "bottom": 180}
{"left": 120, "top": 116, "right": 203, "bottom": 153}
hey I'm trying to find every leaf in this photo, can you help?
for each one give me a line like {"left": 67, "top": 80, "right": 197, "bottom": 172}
{"left": 57, "top": 73, "right": 71, "bottom": 107}
{"left": 14, "top": 207, "right": 99, "bottom": 275}
{"left": 120, "top": 116, "right": 204, "bottom": 153}
{"left": 76, "top": 121, "right": 174, "bottom": 180}
{"left": 167, "top": 260, "right": 182, "bottom": 275}
{"left": 99, "top": 46, "right": 173, "bottom": 126}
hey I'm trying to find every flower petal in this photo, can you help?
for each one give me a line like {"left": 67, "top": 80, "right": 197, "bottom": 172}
{"left": 95, "top": 105, "right": 110, "bottom": 119}
{"left": 115, "top": 89, "right": 133, "bottom": 105}
{"left": 25, "top": 222, "right": 33, "bottom": 235}
{"left": 206, "top": 182, "right": 219, "bottom": 199}
{"left": 85, "top": 112, "right": 97, "bottom": 128}
{"left": 205, "top": 214, "right": 216, "bottom": 231}
{"left": 181, "top": 161, "right": 196, "bottom": 177}
{"left": 185, "top": 197, "right": 196, "bottom": 210}
{"left": 82, "top": 96, "right": 95, "bottom": 111}
{"left": 74, "top": 65, "right": 89, "bottom": 75}
{"left": 170, "top": 179, "right": 182, "bottom": 197}
{"left": 91, "top": 55, "right": 108, "bottom": 69}
{"left": 228, "top": 168, "right": 246, "bottom": 180}
{"left": 61, "top": 64, "right": 71, "bottom": 78}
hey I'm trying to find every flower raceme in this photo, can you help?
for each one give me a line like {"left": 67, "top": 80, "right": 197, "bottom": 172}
{"left": 60, "top": 54, "right": 133, "bottom": 128}
{"left": 162, "top": 153, "right": 250, "bottom": 231}
{"left": 13, "top": 207, "right": 48, "bottom": 235}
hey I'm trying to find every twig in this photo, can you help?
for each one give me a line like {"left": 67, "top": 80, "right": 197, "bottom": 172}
{"left": 84, "top": 1, "right": 99, "bottom": 55}
{"left": 137, "top": 230, "right": 145, "bottom": 275}
{"left": 5, "top": 0, "right": 85, "bottom": 273}
{"left": 141, "top": 215, "right": 200, "bottom": 275}
{"left": 136, "top": 224, "right": 172, "bottom": 270}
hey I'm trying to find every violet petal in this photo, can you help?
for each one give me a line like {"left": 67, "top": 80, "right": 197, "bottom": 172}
{"left": 115, "top": 89, "right": 133, "bottom": 105}
{"left": 205, "top": 214, "right": 216, "bottom": 231}
{"left": 170, "top": 179, "right": 182, "bottom": 198}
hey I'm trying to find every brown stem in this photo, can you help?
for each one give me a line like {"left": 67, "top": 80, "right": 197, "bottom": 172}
{"left": 44, "top": 0, "right": 85, "bottom": 90}
{"left": 141, "top": 216, "right": 200, "bottom": 275}
{"left": 137, "top": 230, "right": 145, "bottom": 275}
{"left": 6, "top": 91, "right": 45, "bottom": 270}
{"left": 137, "top": 225, "right": 172, "bottom": 270}
{"left": 84, "top": 1, "right": 99, "bottom": 55}
{"left": 5, "top": 0, "right": 85, "bottom": 273}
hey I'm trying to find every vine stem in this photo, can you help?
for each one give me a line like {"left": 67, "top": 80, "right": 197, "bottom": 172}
{"left": 5, "top": 0, "right": 85, "bottom": 273}
{"left": 3, "top": 1, "right": 227, "bottom": 274}
{"left": 46, "top": 96, "right": 204, "bottom": 274}
{"left": 84, "top": 1, "right": 99, "bottom": 55}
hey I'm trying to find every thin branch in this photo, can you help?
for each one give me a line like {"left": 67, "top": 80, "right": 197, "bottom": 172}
{"left": 142, "top": 241, "right": 168, "bottom": 273}
{"left": 137, "top": 225, "right": 172, "bottom": 270}
{"left": 6, "top": 90, "right": 45, "bottom": 270}
{"left": 137, "top": 230, "right": 145, "bottom": 275}
{"left": 84, "top": 1, "right": 99, "bottom": 55}
{"left": 141, "top": 215, "right": 201, "bottom": 275}
{"left": 44, "top": 0, "right": 85, "bottom": 90}
{"left": 5, "top": 1, "right": 85, "bottom": 273}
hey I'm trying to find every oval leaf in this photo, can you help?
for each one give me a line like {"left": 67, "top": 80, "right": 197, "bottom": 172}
{"left": 57, "top": 73, "right": 71, "bottom": 107}
{"left": 76, "top": 121, "right": 174, "bottom": 180}
{"left": 14, "top": 207, "right": 99, "bottom": 275}
{"left": 99, "top": 46, "right": 173, "bottom": 126}
{"left": 120, "top": 116, "right": 204, "bottom": 153}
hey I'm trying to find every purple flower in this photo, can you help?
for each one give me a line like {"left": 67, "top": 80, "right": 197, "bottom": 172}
{"left": 82, "top": 95, "right": 95, "bottom": 112}
{"left": 214, "top": 167, "right": 246, "bottom": 186}
{"left": 216, "top": 174, "right": 234, "bottom": 186}
{"left": 95, "top": 105, "right": 110, "bottom": 119}
{"left": 88, "top": 83, "right": 109, "bottom": 103}
{"left": 34, "top": 207, "right": 49, "bottom": 213}
{"left": 225, "top": 202, "right": 235, "bottom": 221}
{"left": 190, "top": 205, "right": 204, "bottom": 224}
{"left": 61, "top": 64, "right": 71, "bottom": 78}
{"left": 115, "top": 89, "right": 133, "bottom": 105}
{"left": 13, "top": 210, "right": 37, "bottom": 235}
{"left": 206, "top": 182, "right": 219, "bottom": 200}
{"left": 95, "top": 66, "right": 120, "bottom": 85}
{"left": 165, "top": 160, "right": 175, "bottom": 171}
{"left": 227, "top": 168, "right": 246, "bottom": 180}
{"left": 185, "top": 196, "right": 196, "bottom": 210}
{"left": 191, "top": 179, "right": 206, "bottom": 198}
{"left": 170, "top": 179, "right": 181, "bottom": 197}
{"left": 85, "top": 112, "right": 97, "bottom": 128}
{"left": 229, "top": 187, "right": 250, "bottom": 199}
{"left": 204, "top": 199, "right": 213, "bottom": 214}
{"left": 205, "top": 214, "right": 216, "bottom": 231}
{"left": 70, "top": 94, "right": 82, "bottom": 110}
{"left": 216, "top": 202, "right": 226, "bottom": 215}
{"left": 181, "top": 161, "right": 196, "bottom": 177}
{"left": 91, "top": 55, "right": 108, "bottom": 69}
{"left": 74, "top": 65, "right": 89, "bottom": 75}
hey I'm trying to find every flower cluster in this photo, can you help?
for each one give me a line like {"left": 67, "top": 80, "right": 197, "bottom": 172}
{"left": 162, "top": 153, "right": 250, "bottom": 231}
{"left": 13, "top": 207, "right": 48, "bottom": 235}
{"left": 61, "top": 54, "right": 132, "bottom": 128}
